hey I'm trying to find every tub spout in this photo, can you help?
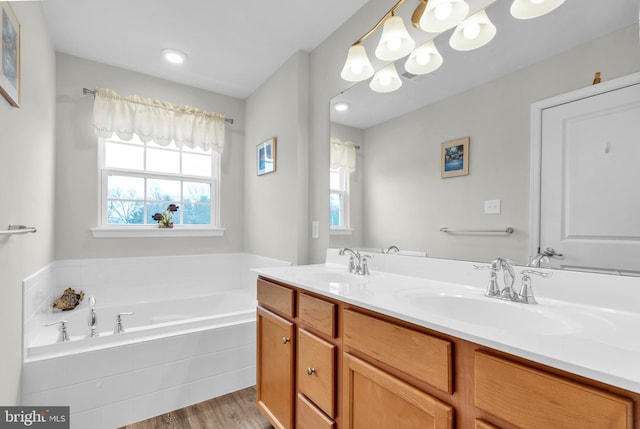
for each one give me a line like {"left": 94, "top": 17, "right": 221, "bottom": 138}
{"left": 113, "top": 312, "right": 135, "bottom": 334}
{"left": 88, "top": 296, "right": 99, "bottom": 338}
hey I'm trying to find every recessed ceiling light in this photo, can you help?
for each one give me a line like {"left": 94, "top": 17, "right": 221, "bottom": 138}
{"left": 334, "top": 102, "right": 350, "bottom": 112}
{"left": 161, "top": 48, "right": 187, "bottom": 64}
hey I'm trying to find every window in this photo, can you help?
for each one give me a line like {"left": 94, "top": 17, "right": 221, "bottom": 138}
{"left": 99, "top": 134, "right": 219, "bottom": 228}
{"left": 330, "top": 167, "right": 349, "bottom": 229}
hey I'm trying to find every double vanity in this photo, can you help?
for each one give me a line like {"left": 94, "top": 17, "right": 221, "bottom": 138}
{"left": 254, "top": 249, "right": 640, "bottom": 428}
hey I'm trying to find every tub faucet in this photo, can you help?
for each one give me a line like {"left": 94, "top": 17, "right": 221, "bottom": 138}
{"left": 44, "top": 320, "right": 70, "bottom": 343}
{"left": 113, "top": 312, "right": 135, "bottom": 334}
{"left": 88, "top": 296, "right": 99, "bottom": 338}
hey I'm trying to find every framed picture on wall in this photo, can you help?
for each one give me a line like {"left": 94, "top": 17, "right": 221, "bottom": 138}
{"left": 257, "top": 137, "right": 276, "bottom": 175}
{"left": 441, "top": 137, "right": 469, "bottom": 178}
{"left": 0, "top": 2, "right": 20, "bottom": 107}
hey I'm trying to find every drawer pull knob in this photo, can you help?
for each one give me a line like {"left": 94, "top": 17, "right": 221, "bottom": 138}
{"left": 282, "top": 337, "right": 290, "bottom": 344}
{"left": 306, "top": 367, "right": 316, "bottom": 375}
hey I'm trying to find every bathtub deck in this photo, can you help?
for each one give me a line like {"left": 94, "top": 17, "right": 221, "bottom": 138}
{"left": 119, "top": 386, "right": 272, "bottom": 429}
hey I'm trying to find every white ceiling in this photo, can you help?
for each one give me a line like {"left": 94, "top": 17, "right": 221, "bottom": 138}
{"left": 41, "top": 0, "right": 369, "bottom": 99}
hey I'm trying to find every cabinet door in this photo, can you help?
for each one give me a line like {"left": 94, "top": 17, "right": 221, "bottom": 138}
{"left": 343, "top": 353, "right": 453, "bottom": 429}
{"left": 256, "top": 306, "right": 295, "bottom": 429}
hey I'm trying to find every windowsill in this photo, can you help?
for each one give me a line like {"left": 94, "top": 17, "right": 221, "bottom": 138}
{"left": 90, "top": 226, "right": 226, "bottom": 238}
{"left": 330, "top": 228, "right": 354, "bottom": 236}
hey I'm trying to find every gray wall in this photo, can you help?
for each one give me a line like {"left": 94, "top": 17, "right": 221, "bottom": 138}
{"left": 244, "top": 51, "right": 310, "bottom": 265}
{"left": 0, "top": 3, "right": 56, "bottom": 405}
{"left": 54, "top": 54, "right": 246, "bottom": 259}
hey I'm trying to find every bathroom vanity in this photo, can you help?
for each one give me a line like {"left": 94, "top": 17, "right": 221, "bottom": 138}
{"left": 254, "top": 251, "right": 640, "bottom": 429}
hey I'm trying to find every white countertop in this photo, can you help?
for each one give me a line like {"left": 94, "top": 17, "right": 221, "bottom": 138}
{"left": 254, "top": 249, "right": 640, "bottom": 394}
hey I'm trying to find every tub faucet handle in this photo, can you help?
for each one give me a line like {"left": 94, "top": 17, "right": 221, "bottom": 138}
{"left": 44, "top": 320, "right": 70, "bottom": 343}
{"left": 113, "top": 312, "right": 135, "bottom": 334}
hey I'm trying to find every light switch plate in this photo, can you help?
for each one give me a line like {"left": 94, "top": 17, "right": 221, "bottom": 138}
{"left": 312, "top": 221, "right": 319, "bottom": 238}
{"left": 484, "top": 199, "right": 501, "bottom": 215}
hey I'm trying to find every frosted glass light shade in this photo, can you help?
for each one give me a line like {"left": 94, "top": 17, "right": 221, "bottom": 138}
{"left": 510, "top": 0, "right": 565, "bottom": 19}
{"left": 375, "top": 16, "right": 416, "bottom": 61}
{"left": 404, "top": 40, "right": 443, "bottom": 75}
{"left": 369, "top": 63, "right": 402, "bottom": 93}
{"left": 449, "top": 9, "right": 496, "bottom": 51}
{"left": 419, "top": 0, "right": 470, "bottom": 33}
{"left": 340, "top": 45, "right": 375, "bottom": 82}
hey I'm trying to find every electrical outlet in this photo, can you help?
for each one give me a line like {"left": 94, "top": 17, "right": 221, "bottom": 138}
{"left": 312, "top": 221, "right": 319, "bottom": 239}
{"left": 484, "top": 199, "right": 501, "bottom": 215}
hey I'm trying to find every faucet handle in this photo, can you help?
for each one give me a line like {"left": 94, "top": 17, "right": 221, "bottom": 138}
{"left": 114, "top": 312, "right": 135, "bottom": 334}
{"left": 89, "top": 296, "right": 96, "bottom": 309}
{"left": 360, "top": 254, "right": 372, "bottom": 275}
{"left": 517, "top": 270, "right": 552, "bottom": 304}
{"left": 43, "top": 320, "right": 70, "bottom": 343}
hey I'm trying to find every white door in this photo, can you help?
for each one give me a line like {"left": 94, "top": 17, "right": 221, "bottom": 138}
{"left": 539, "top": 81, "right": 640, "bottom": 274}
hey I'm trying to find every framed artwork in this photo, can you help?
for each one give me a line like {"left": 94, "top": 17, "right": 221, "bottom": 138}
{"left": 257, "top": 137, "right": 276, "bottom": 176}
{"left": 0, "top": 2, "right": 20, "bottom": 107}
{"left": 441, "top": 137, "right": 469, "bottom": 178}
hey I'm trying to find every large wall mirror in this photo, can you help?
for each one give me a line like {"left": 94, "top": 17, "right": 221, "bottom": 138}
{"left": 329, "top": 0, "right": 640, "bottom": 270}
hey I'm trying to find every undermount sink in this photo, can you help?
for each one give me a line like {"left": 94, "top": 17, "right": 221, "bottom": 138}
{"left": 394, "top": 290, "right": 581, "bottom": 336}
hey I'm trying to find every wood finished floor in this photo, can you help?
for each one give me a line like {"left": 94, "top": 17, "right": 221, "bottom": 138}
{"left": 119, "top": 386, "right": 273, "bottom": 429}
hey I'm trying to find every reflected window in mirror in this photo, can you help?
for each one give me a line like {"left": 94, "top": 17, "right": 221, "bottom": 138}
{"left": 330, "top": 168, "right": 350, "bottom": 231}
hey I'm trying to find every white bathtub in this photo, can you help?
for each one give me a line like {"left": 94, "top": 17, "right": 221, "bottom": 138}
{"left": 21, "top": 253, "right": 289, "bottom": 429}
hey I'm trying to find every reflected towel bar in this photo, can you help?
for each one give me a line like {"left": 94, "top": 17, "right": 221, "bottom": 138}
{"left": 440, "top": 227, "right": 514, "bottom": 234}
{"left": 0, "top": 224, "right": 37, "bottom": 236}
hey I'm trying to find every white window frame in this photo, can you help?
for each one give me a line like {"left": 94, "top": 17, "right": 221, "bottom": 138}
{"left": 330, "top": 167, "right": 353, "bottom": 235}
{"left": 91, "top": 136, "right": 225, "bottom": 238}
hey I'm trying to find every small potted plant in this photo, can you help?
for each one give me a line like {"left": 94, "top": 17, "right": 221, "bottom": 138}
{"left": 152, "top": 204, "right": 179, "bottom": 228}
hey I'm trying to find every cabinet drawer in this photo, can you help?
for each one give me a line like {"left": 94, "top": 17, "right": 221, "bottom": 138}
{"left": 299, "top": 293, "right": 336, "bottom": 338}
{"left": 343, "top": 353, "right": 453, "bottom": 429}
{"left": 343, "top": 309, "right": 452, "bottom": 393}
{"left": 257, "top": 279, "right": 295, "bottom": 318}
{"left": 298, "top": 329, "right": 336, "bottom": 417}
{"left": 475, "top": 419, "right": 499, "bottom": 429}
{"left": 297, "top": 394, "right": 335, "bottom": 429}
{"left": 475, "top": 351, "right": 633, "bottom": 429}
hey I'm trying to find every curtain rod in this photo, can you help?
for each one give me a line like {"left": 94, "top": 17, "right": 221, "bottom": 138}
{"left": 83, "top": 88, "right": 234, "bottom": 125}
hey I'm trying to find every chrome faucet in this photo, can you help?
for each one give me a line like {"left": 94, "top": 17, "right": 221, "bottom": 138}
{"left": 339, "top": 248, "right": 371, "bottom": 275}
{"left": 476, "top": 258, "right": 552, "bottom": 304}
{"left": 113, "top": 312, "right": 135, "bottom": 334}
{"left": 384, "top": 245, "right": 400, "bottom": 254}
{"left": 529, "top": 247, "right": 563, "bottom": 268}
{"left": 44, "top": 320, "right": 70, "bottom": 343}
{"left": 88, "top": 296, "right": 99, "bottom": 337}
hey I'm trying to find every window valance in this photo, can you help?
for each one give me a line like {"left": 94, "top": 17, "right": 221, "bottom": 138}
{"left": 330, "top": 138, "right": 357, "bottom": 173}
{"left": 93, "top": 88, "right": 226, "bottom": 152}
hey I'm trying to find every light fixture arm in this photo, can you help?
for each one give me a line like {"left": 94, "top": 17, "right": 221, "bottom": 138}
{"left": 352, "top": 0, "right": 407, "bottom": 46}
{"left": 411, "top": 0, "right": 429, "bottom": 29}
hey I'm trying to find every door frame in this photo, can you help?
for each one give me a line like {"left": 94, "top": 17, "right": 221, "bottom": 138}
{"left": 529, "top": 71, "right": 640, "bottom": 258}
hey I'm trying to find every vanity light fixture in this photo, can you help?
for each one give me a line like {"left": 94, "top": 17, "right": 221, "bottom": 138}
{"left": 340, "top": 0, "right": 565, "bottom": 92}
{"left": 404, "top": 39, "right": 443, "bottom": 75}
{"left": 418, "top": 0, "right": 470, "bottom": 33}
{"left": 340, "top": 0, "right": 407, "bottom": 83}
{"left": 510, "top": 0, "right": 566, "bottom": 20}
{"left": 161, "top": 48, "right": 187, "bottom": 64}
{"left": 449, "top": 9, "right": 496, "bottom": 51}
{"left": 375, "top": 14, "right": 416, "bottom": 61}
{"left": 340, "top": 45, "right": 375, "bottom": 82}
{"left": 370, "top": 63, "right": 403, "bottom": 93}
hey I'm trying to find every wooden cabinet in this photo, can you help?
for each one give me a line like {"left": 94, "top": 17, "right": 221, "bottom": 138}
{"left": 475, "top": 351, "right": 634, "bottom": 429}
{"left": 256, "top": 276, "right": 640, "bottom": 429}
{"left": 343, "top": 353, "right": 453, "bottom": 429}
{"left": 256, "top": 281, "right": 296, "bottom": 429}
